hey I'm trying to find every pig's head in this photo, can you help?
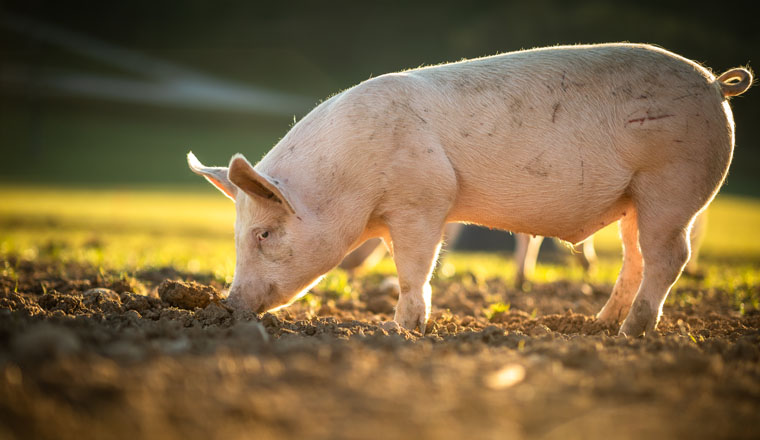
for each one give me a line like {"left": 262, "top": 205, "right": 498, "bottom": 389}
{"left": 187, "top": 152, "right": 333, "bottom": 313}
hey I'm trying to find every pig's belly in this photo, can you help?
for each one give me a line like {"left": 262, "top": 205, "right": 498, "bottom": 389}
{"left": 446, "top": 152, "right": 633, "bottom": 243}
{"left": 451, "top": 194, "right": 631, "bottom": 244}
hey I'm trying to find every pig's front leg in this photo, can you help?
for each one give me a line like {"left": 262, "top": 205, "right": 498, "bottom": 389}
{"left": 388, "top": 218, "right": 445, "bottom": 332}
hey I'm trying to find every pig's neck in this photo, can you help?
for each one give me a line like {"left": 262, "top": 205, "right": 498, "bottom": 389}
{"left": 257, "top": 94, "right": 389, "bottom": 265}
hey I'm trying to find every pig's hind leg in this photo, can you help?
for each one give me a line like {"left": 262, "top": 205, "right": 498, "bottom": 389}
{"left": 618, "top": 171, "right": 707, "bottom": 336}
{"left": 596, "top": 208, "right": 643, "bottom": 325}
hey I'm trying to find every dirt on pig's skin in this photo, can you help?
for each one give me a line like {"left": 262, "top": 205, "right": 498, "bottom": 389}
{"left": 1, "top": 257, "right": 759, "bottom": 440}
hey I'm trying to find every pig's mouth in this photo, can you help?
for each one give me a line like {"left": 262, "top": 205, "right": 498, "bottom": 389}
{"left": 226, "top": 282, "right": 279, "bottom": 313}
{"left": 258, "top": 282, "right": 280, "bottom": 312}
{"left": 229, "top": 276, "right": 322, "bottom": 314}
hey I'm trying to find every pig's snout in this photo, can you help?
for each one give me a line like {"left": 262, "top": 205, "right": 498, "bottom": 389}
{"left": 226, "top": 283, "right": 277, "bottom": 314}
{"left": 226, "top": 288, "right": 263, "bottom": 313}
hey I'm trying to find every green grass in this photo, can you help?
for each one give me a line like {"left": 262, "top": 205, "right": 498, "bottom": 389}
{"left": 1, "top": 186, "right": 759, "bottom": 312}
{"left": 0, "top": 186, "right": 238, "bottom": 282}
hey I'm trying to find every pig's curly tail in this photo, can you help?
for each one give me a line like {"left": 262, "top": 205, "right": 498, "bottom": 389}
{"left": 716, "top": 67, "right": 753, "bottom": 98}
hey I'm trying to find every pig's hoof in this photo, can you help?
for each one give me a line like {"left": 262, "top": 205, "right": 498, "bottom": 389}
{"left": 596, "top": 301, "right": 630, "bottom": 326}
{"left": 394, "top": 297, "right": 429, "bottom": 333}
{"left": 393, "top": 313, "right": 428, "bottom": 333}
{"left": 618, "top": 299, "right": 658, "bottom": 337}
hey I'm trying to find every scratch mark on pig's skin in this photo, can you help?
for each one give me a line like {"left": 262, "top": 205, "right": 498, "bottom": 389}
{"left": 412, "top": 111, "right": 427, "bottom": 124}
{"left": 673, "top": 93, "right": 698, "bottom": 101}
{"left": 551, "top": 102, "right": 561, "bottom": 123}
{"left": 580, "top": 159, "right": 584, "bottom": 187}
{"left": 399, "top": 101, "right": 427, "bottom": 124}
{"left": 626, "top": 113, "right": 675, "bottom": 126}
{"left": 559, "top": 71, "right": 585, "bottom": 92}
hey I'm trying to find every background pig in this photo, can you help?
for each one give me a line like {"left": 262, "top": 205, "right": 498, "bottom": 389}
{"left": 188, "top": 43, "right": 751, "bottom": 336}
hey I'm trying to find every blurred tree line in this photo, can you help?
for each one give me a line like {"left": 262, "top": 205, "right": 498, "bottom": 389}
{"left": 1, "top": 0, "right": 758, "bottom": 193}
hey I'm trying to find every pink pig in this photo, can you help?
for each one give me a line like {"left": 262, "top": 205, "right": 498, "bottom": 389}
{"left": 189, "top": 43, "right": 751, "bottom": 336}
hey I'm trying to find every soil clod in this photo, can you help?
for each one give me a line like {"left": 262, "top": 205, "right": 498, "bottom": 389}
{"left": 158, "top": 279, "right": 219, "bottom": 310}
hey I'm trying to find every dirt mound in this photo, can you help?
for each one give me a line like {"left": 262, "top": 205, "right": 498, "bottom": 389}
{"left": 1, "top": 258, "right": 758, "bottom": 440}
{"left": 158, "top": 279, "right": 220, "bottom": 310}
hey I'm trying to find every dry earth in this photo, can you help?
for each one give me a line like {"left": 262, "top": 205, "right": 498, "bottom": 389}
{"left": 1, "top": 256, "right": 759, "bottom": 440}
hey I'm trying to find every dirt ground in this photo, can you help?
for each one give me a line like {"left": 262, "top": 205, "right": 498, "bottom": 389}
{"left": 1, "top": 255, "right": 759, "bottom": 440}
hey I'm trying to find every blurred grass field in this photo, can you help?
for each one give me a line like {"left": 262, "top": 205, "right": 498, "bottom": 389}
{"left": 1, "top": 185, "right": 759, "bottom": 312}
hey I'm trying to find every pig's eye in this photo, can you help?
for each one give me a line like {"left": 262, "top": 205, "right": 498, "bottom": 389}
{"left": 256, "top": 230, "right": 270, "bottom": 242}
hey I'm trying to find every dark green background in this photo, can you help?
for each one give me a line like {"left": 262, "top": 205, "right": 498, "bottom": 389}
{"left": 1, "top": 0, "right": 758, "bottom": 194}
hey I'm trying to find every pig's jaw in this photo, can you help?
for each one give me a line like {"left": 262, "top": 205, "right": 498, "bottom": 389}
{"left": 266, "top": 275, "right": 325, "bottom": 312}
{"left": 227, "top": 274, "right": 326, "bottom": 313}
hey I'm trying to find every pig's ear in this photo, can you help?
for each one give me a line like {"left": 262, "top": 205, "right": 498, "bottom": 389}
{"left": 187, "top": 152, "right": 238, "bottom": 201}
{"left": 228, "top": 154, "right": 296, "bottom": 214}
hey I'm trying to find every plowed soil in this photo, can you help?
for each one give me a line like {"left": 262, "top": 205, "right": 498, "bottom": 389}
{"left": 1, "top": 256, "right": 759, "bottom": 440}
